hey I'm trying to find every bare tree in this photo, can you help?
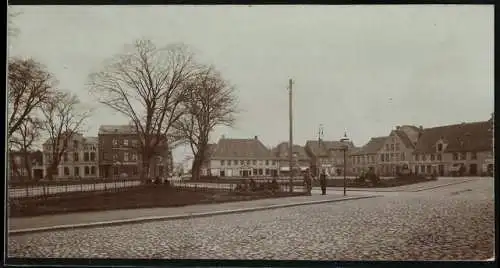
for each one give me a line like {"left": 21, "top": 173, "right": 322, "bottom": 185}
{"left": 10, "top": 116, "right": 43, "bottom": 182}
{"left": 40, "top": 91, "right": 90, "bottom": 180}
{"left": 8, "top": 58, "right": 54, "bottom": 138}
{"left": 174, "top": 66, "right": 238, "bottom": 180}
{"left": 88, "top": 39, "right": 199, "bottom": 181}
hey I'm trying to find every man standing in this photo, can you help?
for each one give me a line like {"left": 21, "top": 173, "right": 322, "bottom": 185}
{"left": 320, "top": 170, "right": 327, "bottom": 195}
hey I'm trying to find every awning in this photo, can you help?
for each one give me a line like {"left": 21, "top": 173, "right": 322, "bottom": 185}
{"left": 280, "top": 166, "right": 308, "bottom": 171}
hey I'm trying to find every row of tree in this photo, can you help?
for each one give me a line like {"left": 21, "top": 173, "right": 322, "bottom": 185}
{"left": 8, "top": 13, "right": 237, "bottom": 181}
{"left": 88, "top": 39, "right": 237, "bottom": 181}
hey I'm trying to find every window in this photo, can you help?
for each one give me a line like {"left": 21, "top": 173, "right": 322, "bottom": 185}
{"left": 386, "top": 153, "right": 390, "bottom": 161}
{"left": 422, "top": 154, "right": 427, "bottom": 161}
{"left": 390, "top": 144, "right": 394, "bottom": 151}
{"left": 371, "top": 156, "right": 375, "bottom": 163}
{"left": 227, "top": 160, "right": 231, "bottom": 166}
{"left": 113, "top": 153, "right": 118, "bottom": 161}
{"left": 471, "top": 152, "right": 477, "bottom": 160}
{"left": 380, "top": 154, "right": 384, "bottom": 162}
{"left": 64, "top": 167, "right": 70, "bottom": 176}
{"left": 91, "top": 166, "right": 96, "bottom": 175}
{"left": 73, "top": 140, "right": 78, "bottom": 149}
{"left": 124, "top": 152, "right": 129, "bottom": 162}
{"left": 85, "top": 166, "right": 90, "bottom": 175}
{"left": 430, "top": 154, "right": 435, "bottom": 161}
{"left": 84, "top": 152, "right": 90, "bottom": 162}
{"left": 420, "top": 165, "right": 425, "bottom": 173}
{"left": 240, "top": 160, "right": 244, "bottom": 165}
{"left": 253, "top": 160, "right": 257, "bottom": 165}
{"left": 460, "top": 152, "right": 466, "bottom": 160}
{"left": 453, "top": 153, "right": 458, "bottom": 160}
{"left": 124, "top": 139, "right": 128, "bottom": 146}
{"left": 437, "top": 143, "right": 443, "bottom": 152}
{"left": 415, "top": 154, "right": 419, "bottom": 161}
{"left": 90, "top": 152, "right": 96, "bottom": 161}
{"left": 233, "top": 160, "right": 238, "bottom": 165}
{"left": 258, "top": 168, "right": 263, "bottom": 175}
{"left": 63, "top": 153, "right": 69, "bottom": 162}
{"left": 74, "top": 167, "right": 80, "bottom": 177}
{"left": 395, "top": 143, "right": 400, "bottom": 151}
{"left": 272, "top": 160, "right": 276, "bottom": 165}
{"left": 265, "top": 169, "right": 270, "bottom": 175}
{"left": 113, "top": 167, "right": 119, "bottom": 175}
{"left": 437, "top": 154, "right": 442, "bottom": 161}
{"left": 385, "top": 144, "right": 389, "bottom": 151}
{"left": 73, "top": 152, "right": 79, "bottom": 162}
{"left": 132, "top": 139, "right": 138, "bottom": 147}
{"left": 113, "top": 139, "right": 118, "bottom": 146}
{"left": 401, "top": 152, "right": 405, "bottom": 161}
{"left": 132, "top": 153, "right": 138, "bottom": 161}
{"left": 221, "top": 160, "right": 225, "bottom": 166}
{"left": 265, "top": 160, "right": 269, "bottom": 165}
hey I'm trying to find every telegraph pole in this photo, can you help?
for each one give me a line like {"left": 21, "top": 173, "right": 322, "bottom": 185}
{"left": 317, "top": 124, "right": 323, "bottom": 177}
{"left": 288, "top": 78, "right": 294, "bottom": 193}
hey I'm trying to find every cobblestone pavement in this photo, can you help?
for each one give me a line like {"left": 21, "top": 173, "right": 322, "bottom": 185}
{"left": 8, "top": 179, "right": 494, "bottom": 260}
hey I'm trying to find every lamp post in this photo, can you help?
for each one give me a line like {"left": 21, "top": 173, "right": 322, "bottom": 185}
{"left": 317, "top": 124, "right": 324, "bottom": 177}
{"left": 340, "top": 131, "right": 350, "bottom": 196}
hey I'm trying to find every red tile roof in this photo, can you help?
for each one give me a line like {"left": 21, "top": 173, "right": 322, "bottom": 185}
{"left": 414, "top": 121, "right": 493, "bottom": 153}
{"left": 212, "top": 138, "right": 273, "bottom": 159}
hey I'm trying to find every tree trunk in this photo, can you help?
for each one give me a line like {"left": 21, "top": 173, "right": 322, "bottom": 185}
{"left": 191, "top": 157, "right": 202, "bottom": 180}
{"left": 22, "top": 152, "right": 33, "bottom": 182}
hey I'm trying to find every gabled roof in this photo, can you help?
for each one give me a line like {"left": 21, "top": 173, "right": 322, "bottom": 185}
{"left": 414, "top": 121, "right": 493, "bottom": 153}
{"left": 305, "top": 140, "right": 355, "bottom": 157}
{"left": 272, "top": 142, "right": 309, "bottom": 160}
{"left": 212, "top": 137, "right": 273, "bottom": 159}
{"left": 352, "top": 136, "right": 388, "bottom": 155}
{"left": 98, "top": 125, "right": 136, "bottom": 135}
{"left": 394, "top": 130, "right": 415, "bottom": 149}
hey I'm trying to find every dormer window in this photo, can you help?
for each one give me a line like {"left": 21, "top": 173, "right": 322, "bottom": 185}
{"left": 437, "top": 143, "right": 443, "bottom": 152}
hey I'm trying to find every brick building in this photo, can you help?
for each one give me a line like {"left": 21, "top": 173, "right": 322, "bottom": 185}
{"left": 98, "top": 125, "right": 172, "bottom": 179}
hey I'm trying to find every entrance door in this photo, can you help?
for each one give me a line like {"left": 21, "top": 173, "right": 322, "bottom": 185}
{"left": 469, "top": 164, "right": 477, "bottom": 176}
{"left": 438, "top": 165, "right": 444, "bottom": 176}
{"left": 242, "top": 170, "right": 249, "bottom": 177}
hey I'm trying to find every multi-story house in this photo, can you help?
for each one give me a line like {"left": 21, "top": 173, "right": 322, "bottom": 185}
{"left": 98, "top": 125, "right": 172, "bottom": 179}
{"left": 208, "top": 136, "right": 279, "bottom": 177}
{"left": 412, "top": 120, "right": 493, "bottom": 176}
{"left": 42, "top": 133, "right": 99, "bottom": 179}
{"left": 305, "top": 139, "right": 355, "bottom": 177}
{"left": 349, "top": 136, "right": 386, "bottom": 175}
{"left": 376, "top": 125, "right": 420, "bottom": 176}
{"left": 8, "top": 150, "right": 44, "bottom": 181}
{"left": 271, "top": 142, "right": 311, "bottom": 176}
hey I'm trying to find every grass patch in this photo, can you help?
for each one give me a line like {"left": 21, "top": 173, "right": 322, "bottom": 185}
{"left": 9, "top": 185, "right": 305, "bottom": 218}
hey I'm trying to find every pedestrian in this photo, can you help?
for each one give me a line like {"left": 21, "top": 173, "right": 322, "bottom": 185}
{"left": 303, "top": 169, "right": 312, "bottom": 196}
{"left": 320, "top": 170, "right": 327, "bottom": 195}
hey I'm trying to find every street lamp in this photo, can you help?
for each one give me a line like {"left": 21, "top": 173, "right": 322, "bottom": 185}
{"left": 340, "top": 131, "right": 350, "bottom": 196}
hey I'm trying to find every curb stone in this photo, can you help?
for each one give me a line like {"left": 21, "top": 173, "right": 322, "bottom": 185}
{"left": 9, "top": 195, "right": 380, "bottom": 235}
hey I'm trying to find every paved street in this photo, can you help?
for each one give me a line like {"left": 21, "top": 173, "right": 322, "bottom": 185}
{"left": 8, "top": 177, "right": 494, "bottom": 260}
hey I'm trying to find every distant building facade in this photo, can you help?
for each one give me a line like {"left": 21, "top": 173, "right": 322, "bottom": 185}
{"left": 412, "top": 120, "right": 493, "bottom": 176}
{"left": 9, "top": 150, "right": 43, "bottom": 181}
{"left": 272, "top": 142, "right": 311, "bottom": 176}
{"left": 42, "top": 133, "right": 99, "bottom": 179}
{"left": 208, "top": 136, "right": 278, "bottom": 177}
{"left": 98, "top": 125, "right": 173, "bottom": 179}
{"left": 305, "top": 140, "right": 355, "bottom": 177}
{"left": 349, "top": 136, "right": 386, "bottom": 175}
{"left": 376, "top": 126, "right": 420, "bottom": 176}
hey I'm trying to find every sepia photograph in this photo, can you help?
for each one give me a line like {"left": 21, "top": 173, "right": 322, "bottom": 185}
{"left": 6, "top": 4, "right": 494, "bottom": 263}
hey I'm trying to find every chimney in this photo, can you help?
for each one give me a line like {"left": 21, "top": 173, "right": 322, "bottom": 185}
{"left": 396, "top": 125, "right": 401, "bottom": 130}
{"left": 419, "top": 125, "right": 423, "bottom": 131}
{"left": 254, "top": 136, "right": 258, "bottom": 140}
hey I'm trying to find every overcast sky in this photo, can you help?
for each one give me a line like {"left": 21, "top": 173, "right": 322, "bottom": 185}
{"left": 8, "top": 5, "right": 493, "bottom": 165}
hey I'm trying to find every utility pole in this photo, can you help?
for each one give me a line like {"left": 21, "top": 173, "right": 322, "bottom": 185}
{"left": 317, "top": 124, "right": 323, "bottom": 177}
{"left": 288, "top": 78, "right": 294, "bottom": 193}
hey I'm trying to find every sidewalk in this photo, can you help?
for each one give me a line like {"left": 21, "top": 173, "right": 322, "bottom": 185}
{"left": 9, "top": 192, "right": 378, "bottom": 234}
